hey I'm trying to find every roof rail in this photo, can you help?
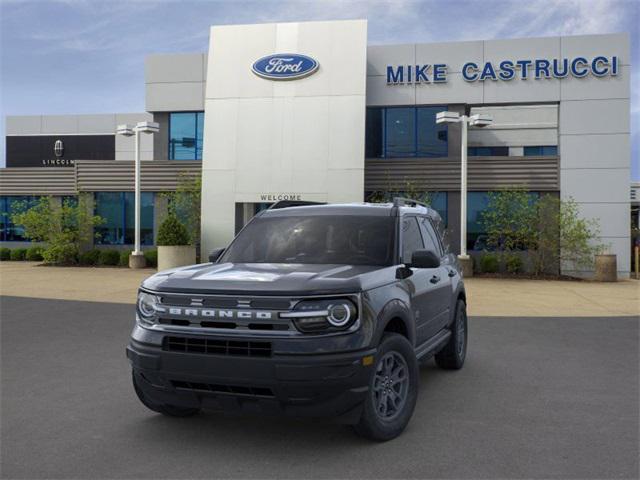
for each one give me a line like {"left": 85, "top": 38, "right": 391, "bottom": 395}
{"left": 268, "top": 200, "right": 326, "bottom": 210}
{"left": 392, "top": 197, "right": 429, "bottom": 208}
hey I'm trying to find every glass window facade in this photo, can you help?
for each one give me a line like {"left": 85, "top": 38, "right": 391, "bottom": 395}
{"left": 468, "top": 146, "right": 509, "bottom": 156}
{"left": 366, "top": 106, "right": 448, "bottom": 158}
{"left": 169, "top": 112, "right": 204, "bottom": 160}
{"left": 95, "top": 192, "right": 154, "bottom": 245}
{"left": 467, "top": 192, "right": 491, "bottom": 252}
{"left": 524, "top": 146, "right": 558, "bottom": 156}
{"left": 467, "top": 191, "right": 540, "bottom": 251}
{"left": 0, "top": 196, "right": 39, "bottom": 242}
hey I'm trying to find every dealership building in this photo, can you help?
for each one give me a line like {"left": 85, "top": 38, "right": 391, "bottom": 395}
{"left": 0, "top": 20, "right": 632, "bottom": 277}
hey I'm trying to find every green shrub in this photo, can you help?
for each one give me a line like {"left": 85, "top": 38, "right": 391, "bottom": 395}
{"left": 42, "top": 244, "right": 78, "bottom": 265}
{"left": 10, "top": 195, "right": 103, "bottom": 265}
{"left": 0, "top": 248, "right": 10, "bottom": 261}
{"left": 144, "top": 249, "right": 158, "bottom": 268}
{"left": 479, "top": 254, "right": 499, "bottom": 273}
{"left": 98, "top": 249, "right": 120, "bottom": 266}
{"left": 79, "top": 249, "right": 101, "bottom": 266}
{"left": 157, "top": 214, "right": 190, "bottom": 246}
{"left": 119, "top": 250, "right": 130, "bottom": 267}
{"left": 505, "top": 254, "right": 524, "bottom": 274}
{"left": 10, "top": 248, "right": 27, "bottom": 261}
{"left": 25, "top": 246, "right": 44, "bottom": 261}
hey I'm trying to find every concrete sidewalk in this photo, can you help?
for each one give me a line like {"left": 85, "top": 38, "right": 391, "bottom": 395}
{"left": 0, "top": 261, "right": 638, "bottom": 317}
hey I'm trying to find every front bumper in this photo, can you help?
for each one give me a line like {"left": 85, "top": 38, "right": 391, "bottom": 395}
{"left": 126, "top": 333, "right": 376, "bottom": 423}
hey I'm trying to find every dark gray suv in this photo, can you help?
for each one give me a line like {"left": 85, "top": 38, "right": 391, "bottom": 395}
{"left": 127, "top": 199, "right": 467, "bottom": 441}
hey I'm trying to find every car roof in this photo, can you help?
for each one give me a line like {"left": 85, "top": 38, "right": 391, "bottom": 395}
{"left": 260, "top": 202, "right": 442, "bottom": 221}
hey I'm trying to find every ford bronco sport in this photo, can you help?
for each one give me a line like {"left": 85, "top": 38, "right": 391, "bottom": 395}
{"left": 127, "top": 198, "right": 467, "bottom": 441}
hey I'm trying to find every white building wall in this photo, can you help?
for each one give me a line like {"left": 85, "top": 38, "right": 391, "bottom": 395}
{"left": 200, "top": 20, "right": 367, "bottom": 254}
{"left": 145, "top": 54, "right": 206, "bottom": 112}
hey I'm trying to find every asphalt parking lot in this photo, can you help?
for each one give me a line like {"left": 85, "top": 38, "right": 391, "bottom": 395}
{"left": 1, "top": 296, "right": 638, "bottom": 479}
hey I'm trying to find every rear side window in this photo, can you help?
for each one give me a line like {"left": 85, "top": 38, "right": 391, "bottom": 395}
{"left": 419, "top": 217, "right": 442, "bottom": 257}
{"left": 401, "top": 217, "right": 424, "bottom": 263}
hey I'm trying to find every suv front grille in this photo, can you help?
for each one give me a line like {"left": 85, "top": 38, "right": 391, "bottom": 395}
{"left": 157, "top": 318, "right": 291, "bottom": 331}
{"left": 171, "top": 380, "right": 274, "bottom": 398}
{"left": 163, "top": 336, "right": 272, "bottom": 357}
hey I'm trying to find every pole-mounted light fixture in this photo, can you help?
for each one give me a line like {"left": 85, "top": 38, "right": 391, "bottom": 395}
{"left": 436, "top": 110, "right": 493, "bottom": 274}
{"left": 116, "top": 121, "right": 159, "bottom": 268}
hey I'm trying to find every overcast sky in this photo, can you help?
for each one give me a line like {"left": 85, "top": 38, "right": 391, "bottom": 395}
{"left": 1, "top": 0, "right": 638, "bottom": 178}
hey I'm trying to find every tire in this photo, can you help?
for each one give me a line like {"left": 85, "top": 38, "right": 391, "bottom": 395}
{"left": 354, "top": 333, "right": 419, "bottom": 441}
{"left": 132, "top": 372, "right": 200, "bottom": 417}
{"left": 435, "top": 299, "right": 467, "bottom": 370}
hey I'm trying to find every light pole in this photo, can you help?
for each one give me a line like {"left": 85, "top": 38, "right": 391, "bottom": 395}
{"left": 116, "top": 121, "right": 159, "bottom": 268}
{"left": 436, "top": 111, "right": 492, "bottom": 276}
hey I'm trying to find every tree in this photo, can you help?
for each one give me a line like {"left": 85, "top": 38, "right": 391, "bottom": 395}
{"left": 11, "top": 196, "right": 104, "bottom": 265}
{"left": 163, "top": 173, "right": 201, "bottom": 246}
{"left": 480, "top": 188, "right": 537, "bottom": 252}
{"left": 529, "top": 195, "right": 605, "bottom": 275}
{"left": 157, "top": 214, "right": 190, "bottom": 246}
{"left": 480, "top": 190, "right": 605, "bottom": 276}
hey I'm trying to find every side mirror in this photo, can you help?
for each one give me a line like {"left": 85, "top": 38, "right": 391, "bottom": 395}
{"left": 208, "top": 248, "right": 225, "bottom": 263}
{"left": 408, "top": 249, "right": 440, "bottom": 269}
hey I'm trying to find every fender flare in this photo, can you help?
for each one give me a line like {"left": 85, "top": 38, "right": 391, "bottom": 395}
{"left": 373, "top": 298, "right": 416, "bottom": 347}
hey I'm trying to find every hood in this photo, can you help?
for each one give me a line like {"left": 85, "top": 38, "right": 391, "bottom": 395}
{"left": 142, "top": 262, "right": 398, "bottom": 296}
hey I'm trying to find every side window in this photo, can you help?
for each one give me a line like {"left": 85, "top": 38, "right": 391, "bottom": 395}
{"left": 419, "top": 217, "right": 443, "bottom": 257}
{"left": 402, "top": 217, "right": 424, "bottom": 263}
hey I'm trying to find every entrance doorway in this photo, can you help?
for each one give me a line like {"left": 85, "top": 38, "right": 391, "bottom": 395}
{"left": 234, "top": 202, "right": 272, "bottom": 234}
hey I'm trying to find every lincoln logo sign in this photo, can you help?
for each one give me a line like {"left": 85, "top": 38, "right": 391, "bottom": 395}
{"left": 54, "top": 139, "right": 64, "bottom": 158}
{"left": 252, "top": 53, "right": 319, "bottom": 80}
{"left": 386, "top": 55, "right": 620, "bottom": 84}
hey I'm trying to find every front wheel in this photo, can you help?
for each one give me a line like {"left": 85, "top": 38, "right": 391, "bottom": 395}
{"left": 435, "top": 299, "right": 467, "bottom": 370}
{"left": 354, "top": 333, "right": 419, "bottom": 441}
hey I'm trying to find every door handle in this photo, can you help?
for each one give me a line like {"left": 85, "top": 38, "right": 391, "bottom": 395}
{"left": 430, "top": 275, "right": 440, "bottom": 284}
{"left": 448, "top": 269, "right": 457, "bottom": 277}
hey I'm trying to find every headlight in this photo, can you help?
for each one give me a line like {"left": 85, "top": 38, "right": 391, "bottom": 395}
{"left": 137, "top": 291, "right": 160, "bottom": 326}
{"left": 281, "top": 298, "right": 358, "bottom": 333}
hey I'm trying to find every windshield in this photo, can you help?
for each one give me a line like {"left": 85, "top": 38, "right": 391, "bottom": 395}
{"left": 220, "top": 215, "right": 396, "bottom": 266}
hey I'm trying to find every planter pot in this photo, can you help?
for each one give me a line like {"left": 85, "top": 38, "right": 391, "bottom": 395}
{"left": 594, "top": 254, "right": 617, "bottom": 282}
{"left": 458, "top": 255, "right": 473, "bottom": 277}
{"left": 158, "top": 245, "right": 196, "bottom": 271}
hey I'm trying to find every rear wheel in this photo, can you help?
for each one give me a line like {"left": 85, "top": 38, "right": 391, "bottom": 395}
{"left": 132, "top": 372, "right": 200, "bottom": 417}
{"left": 435, "top": 299, "right": 467, "bottom": 370}
{"left": 354, "top": 333, "right": 419, "bottom": 441}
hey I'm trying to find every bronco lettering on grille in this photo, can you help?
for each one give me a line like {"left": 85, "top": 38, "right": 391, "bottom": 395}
{"left": 162, "top": 307, "right": 273, "bottom": 320}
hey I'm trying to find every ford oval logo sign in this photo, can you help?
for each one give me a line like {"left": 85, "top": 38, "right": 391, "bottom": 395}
{"left": 252, "top": 53, "right": 319, "bottom": 80}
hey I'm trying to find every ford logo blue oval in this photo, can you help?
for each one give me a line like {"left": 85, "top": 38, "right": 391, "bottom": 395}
{"left": 252, "top": 53, "right": 319, "bottom": 80}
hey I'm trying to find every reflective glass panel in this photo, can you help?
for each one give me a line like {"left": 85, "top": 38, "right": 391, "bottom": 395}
{"left": 417, "top": 107, "right": 448, "bottom": 157}
{"left": 95, "top": 192, "right": 154, "bottom": 245}
{"left": 385, "top": 108, "right": 415, "bottom": 157}
{"left": 169, "top": 112, "right": 204, "bottom": 160}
